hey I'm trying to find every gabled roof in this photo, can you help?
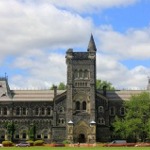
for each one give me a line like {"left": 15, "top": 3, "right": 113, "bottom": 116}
{"left": 97, "top": 90, "right": 147, "bottom": 101}
{"left": 0, "top": 89, "right": 65, "bottom": 102}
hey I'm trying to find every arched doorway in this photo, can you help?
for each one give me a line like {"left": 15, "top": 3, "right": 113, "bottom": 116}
{"left": 78, "top": 134, "right": 86, "bottom": 143}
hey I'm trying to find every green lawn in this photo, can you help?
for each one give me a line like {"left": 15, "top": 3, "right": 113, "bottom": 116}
{"left": 2, "top": 147, "right": 150, "bottom": 150}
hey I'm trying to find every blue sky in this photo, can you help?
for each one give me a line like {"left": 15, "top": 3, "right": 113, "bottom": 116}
{"left": 0, "top": 0, "right": 150, "bottom": 89}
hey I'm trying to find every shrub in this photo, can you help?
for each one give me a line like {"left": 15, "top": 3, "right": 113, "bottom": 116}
{"left": 2, "top": 141, "right": 13, "bottom": 147}
{"left": 62, "top": 140, "right": 70, "bottom": 144}
{"left": 27, "top": 140, "right": 34, "bottom": 146}
{"left": 34, "top": 140, "right": 44, "bottom": 146}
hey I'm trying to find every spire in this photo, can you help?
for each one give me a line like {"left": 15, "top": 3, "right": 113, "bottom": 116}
{"left": 87, "top": 34, "right": 97, "bottom": 52}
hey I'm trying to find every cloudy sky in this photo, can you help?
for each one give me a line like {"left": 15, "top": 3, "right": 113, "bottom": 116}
{"left": 0, "top": 0, "right": 150, "bottom": 90}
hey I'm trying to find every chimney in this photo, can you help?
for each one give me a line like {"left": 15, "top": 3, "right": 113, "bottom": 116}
{"left": 103, "top": 85, "right": 107, "bottom": 96}
{"left": 53, "top": 86, "right": 57, "bottom": 98}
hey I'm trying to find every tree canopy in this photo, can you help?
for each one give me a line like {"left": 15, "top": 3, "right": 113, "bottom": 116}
{"left": 113, "top": 92, "right": 150, "bottom": 142}
{"left": 96, "top": 79, "right": 115, "bottom": 90}
{"left": 50, "top": 79, "right": 115, "bottom": 90}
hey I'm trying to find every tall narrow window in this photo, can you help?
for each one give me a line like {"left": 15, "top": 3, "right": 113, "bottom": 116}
{"left": 3, "top": 107, "right": 7, "bottom": 115}
{"left": 47, "top": 107, "right": 52, "bottom": 115}
{"left": 41, "top": 107, "right": 45, "bottom": 115}
{"left": 35, "top": 107, "right": 39, "bottom": 116}
{"left": 84, "top": 70, "right": 89, "bottom": 78}
{"left": 120, "top": 107, "right": 125, "bottom": 116}
{"left": 82, "top": 101, "right": 86, "bottom": 110}
{"left": 22, "top": 107, "right": 27, "bottom": 115}
{"left": 76, "top": 101, "right": 80, "bottom": 110}
{"left": 16, "top": 107, "right": 20, "bottom": 116}
{"left": 79, "top": 70, "right": 82, "bottom": 78}
{"left": 110, "top": 107, "right": 115, "bottom": 116}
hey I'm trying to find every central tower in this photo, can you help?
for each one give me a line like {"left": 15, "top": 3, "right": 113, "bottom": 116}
{"left": 65, "top": 35, "right": 97, "bottom": 143}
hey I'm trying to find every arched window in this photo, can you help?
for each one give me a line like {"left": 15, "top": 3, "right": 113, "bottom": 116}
{"left": 120, "top": 107, "right": 125, "bottom": 116}
{"left": 76, "top": 101, "right": 80, "bottom": 110}
{"left": 16, "top": 107, "right": 20, "bottom": 116}
{"left": 98, "top": 106, "right": 104, "bottom": 113}
{"left": 98, "top": 118, "right": 105, "bottom": 125}
{"left": 59, "top": 106, "right": 64, "bottom": 113}
{"left": 82, "top": 101, "right": 86, "bottom": 110}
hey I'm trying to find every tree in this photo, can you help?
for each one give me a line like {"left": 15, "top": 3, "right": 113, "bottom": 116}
{"left": 50, "top": 82, "right": 66, "bottom": 90}
{"left": 113, "top": 92, "right": 150, "bottom": 142}
{"left": 96, "top": 79, "right": 115, "bottom": 90}
{"left": 29, "top": 123, "right": 36, "bottom": 141}
{"left": 5, "top": 122, "right": 15, "bottom": 142}
{"left": 50, "top": 80, "right": 114, "bottom": 90}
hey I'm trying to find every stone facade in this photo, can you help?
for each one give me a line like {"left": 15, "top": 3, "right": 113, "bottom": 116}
{"left": 0, "top": 35, "right": 150, "bottom": 143}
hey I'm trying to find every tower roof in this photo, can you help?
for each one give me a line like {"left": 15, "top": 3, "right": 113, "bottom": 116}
{"left": 87, "top": 34, "right": 97, "bottom": 52}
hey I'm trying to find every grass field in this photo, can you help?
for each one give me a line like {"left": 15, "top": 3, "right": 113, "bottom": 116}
{"left": 1, "top": 147, "right": 150, "bottom": 150}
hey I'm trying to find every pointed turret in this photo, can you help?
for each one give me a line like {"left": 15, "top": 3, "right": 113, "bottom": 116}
{"left": 87, "top": 34, "right": 97, "bottom": 52}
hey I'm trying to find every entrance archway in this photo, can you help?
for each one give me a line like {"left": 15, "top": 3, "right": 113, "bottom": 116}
{"left": 78, "top": 134, "right": 86, "bottom": 143}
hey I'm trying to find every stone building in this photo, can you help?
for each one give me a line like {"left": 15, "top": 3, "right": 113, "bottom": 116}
{"left": 0, "top": 35, "right": 150, "bottom": 143}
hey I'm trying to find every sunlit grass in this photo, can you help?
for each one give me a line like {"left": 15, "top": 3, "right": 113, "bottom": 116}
{"left": 2, "top": 146, "right": 150, "bottom": 150}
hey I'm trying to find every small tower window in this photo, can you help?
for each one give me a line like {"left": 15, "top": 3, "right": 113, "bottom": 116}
{"left": 82, "top": 101, "right": 86, "bottom": 110}
{"left": 76, "top": 101, "right": 80, "bottom": 110}
{"left": 79, "top": 70, "right": 83, "bottom": 78}
{"left": 84, "top": 70, "right": 89, "bottom": 79}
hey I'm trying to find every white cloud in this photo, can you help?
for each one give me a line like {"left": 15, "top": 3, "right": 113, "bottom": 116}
{"left": 96, "top": 26, "right": 150, "bottom": 59}
{"left": 49, "top": 0, "right": 139, "bottom": 13}
{"left": 96, "top": 53, "right": 150, "bottom": 89}
{"left": 1, "top": 0, "right": 149, "bottom": 90}
{"left": 0, "top": 0, "right": 93, "bottom": 63}
{"left": 10, "top": 50, "right": 66, "bottom": 89}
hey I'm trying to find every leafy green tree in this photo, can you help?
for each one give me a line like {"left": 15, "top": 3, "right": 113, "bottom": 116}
{"left": 29, "top": 123, "right": 36, "bottom": 141}
{"left": 5, "top": 122, "right": 15, "bottom": 142}
{"left": 113, "top": 92, "right": 150, "bottom": 142}
{"left": 58, "top": 82, "right": 66, "bottom": 90}
{"left": 96, "top": 79, "right": 115, "bottom": 90}
{"left": 50, "top": 80, "right": 114, "bottom": 90}
{"left": 50, "top": 82, "right": 66, "bottom": 90}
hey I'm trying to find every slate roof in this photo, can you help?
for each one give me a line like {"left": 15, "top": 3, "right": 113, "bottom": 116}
{"left": 98, "top": 90, "right": 149, "bottom": 101}
{"left": 0, "top": 89, "right": 66, "bottom": 102}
